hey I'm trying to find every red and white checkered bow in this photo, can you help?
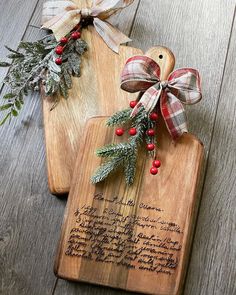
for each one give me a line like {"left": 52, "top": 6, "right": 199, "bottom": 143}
{"left": 121, "top": 56, "right": 202, "bottom": 139}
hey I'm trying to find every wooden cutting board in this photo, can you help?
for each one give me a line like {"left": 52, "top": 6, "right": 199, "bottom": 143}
{"left": 54, "top": 47, "right": 204, "bottom": 295}
{"left": 42, "top": 0, "right": 142, "bottom": 195}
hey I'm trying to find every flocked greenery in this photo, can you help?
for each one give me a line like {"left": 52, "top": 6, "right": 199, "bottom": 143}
{"left": 0, "top": 33, "right": 87, "bottom": 125}
{"left": 91, "top": 106, "right": 156, "bottom": 185}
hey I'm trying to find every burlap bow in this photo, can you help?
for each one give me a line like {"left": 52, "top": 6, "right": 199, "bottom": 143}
{"left": 121, "top": 56, "right": 202, "bottom": 139}
{"left": 42, "top": 0, "right": 134, "bottom": 53}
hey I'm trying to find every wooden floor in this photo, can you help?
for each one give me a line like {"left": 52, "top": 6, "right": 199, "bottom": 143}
{"left": 0, "top": 0, "right": 235, "bottom": 294}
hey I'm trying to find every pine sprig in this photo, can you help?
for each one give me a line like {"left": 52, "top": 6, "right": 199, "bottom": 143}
{"left": 91, "top": 106, "right": 156, "bottom": 185}
{"left": 96, "top": 142, "right": 133, "bottom": 157}
{"left": 107, "top": 108, "right": 132, "bottom": 126}
{"left": 0, "top": 33, "right": 87, "bottom": 125}
{"left": 91, "top": 156, "right": 124, "bottom": 184}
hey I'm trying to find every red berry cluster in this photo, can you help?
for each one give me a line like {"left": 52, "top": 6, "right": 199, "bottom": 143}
{"left": 146, "top": 111, "right": 158, "bottom": 151}
{"left": 55, "top": 27, "right": 81, "bottom": 65}
{"left": 150, "top": 160, "right": 161, "bottom": 175}
{"left": 115, "top": 100, "right": 162, "bottom": 176}
{"left": 115, "top": 127, "right": 137, "bottom": 137}
{"left": 147, "top": 111, "right": 161, "bottom": 175}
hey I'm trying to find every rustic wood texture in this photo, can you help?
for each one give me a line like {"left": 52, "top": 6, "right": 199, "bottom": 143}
{"left": 54, "top": 47, "right": 204, "bottom": 295}
{"left": 0, "top": 0, "right": 39, "bottom": 84}
{"left": 0, "top": 0, "right": 235, "bottom": 294}
{"left": 0, "top": 27, "right": 65, "bottom": 295}
{"left": 42, "top": 0, "right": 142, "bottom": 195}
{"left": 184, "top": 8, "right": 236, "bottom": 294}
{"left": 43, "top": 34, "right": 141, "bottom": 195}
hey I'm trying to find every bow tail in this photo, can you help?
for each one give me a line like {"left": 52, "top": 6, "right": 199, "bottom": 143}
{"left": 93, "top": 18, "right": 131, "bottom": 53}
{"left": 131, "top": 85, "right": 161, "bottom": 117}
{"left": 161, "top": 91, "right": 188, "bottom": 139}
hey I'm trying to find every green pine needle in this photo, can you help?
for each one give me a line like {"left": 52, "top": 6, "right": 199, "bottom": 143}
{"left": 92, "top": 107, "right": 156, "bottom": 185}
{"left": 106, "top": 108, "right": 132, "bottom": 126}
{"left": 0, "top": 34, "right": 88, "bottom": 125}
{"left": 91, "top": 156, "right": 123, "bottom": 184}
{"left": 96, "top": 142, "right": 132, "bottom": 157}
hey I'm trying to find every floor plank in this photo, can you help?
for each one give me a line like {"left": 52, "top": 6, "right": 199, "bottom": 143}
{"left": 0, "top": 27, "right": 66, "bottom": 295}
{"left": 0, "top": 0, "right": 39, "bottom": 84}
{"left": 185, "top": 7, "right": 236, "bottom": 295}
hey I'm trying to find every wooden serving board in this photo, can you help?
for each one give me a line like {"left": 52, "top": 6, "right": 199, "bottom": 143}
{"left": 42, "top": 0, "right": 142, "bottom": 195}
{"left": 54, "top": 48, "right": 204, "bottom": 294}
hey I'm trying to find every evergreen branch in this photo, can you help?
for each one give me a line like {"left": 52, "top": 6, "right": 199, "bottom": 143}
{"left": 96, "top": 142, "right": 132, "bottom": 158}
{"left": 124, "top": 151, "right": 137, "bottom": 185}
{"left": 92, "top": 107, "right": 155, "bottom": 185}
{"left": 0, "top": 33, "right": 88, "bottom": 125}
{"left": 91, "top": 156, "right": 124, "bottom": 184}
{"left": 106, "top": 108, "right": 132, "bottom": 126}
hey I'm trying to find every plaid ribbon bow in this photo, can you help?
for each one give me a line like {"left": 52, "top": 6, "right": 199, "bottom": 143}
{"left": 121, "top": 56, "right": 202, "bottom": 139}
{"left": 42, "top": 0, "right": 134, "bottom": 53}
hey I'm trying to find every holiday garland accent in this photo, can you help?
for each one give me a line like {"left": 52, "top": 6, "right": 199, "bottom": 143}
{"left": 0, "top": 0, "right": 134, "bottom": 125}
{"left": 92, "top": 55, "right": 202, "bottom": 185}
{"left": 0, "top": 27, "right": 87, "bottom": 125}
{"left": 91, "top": 104, "right": 161, "bottom": 185}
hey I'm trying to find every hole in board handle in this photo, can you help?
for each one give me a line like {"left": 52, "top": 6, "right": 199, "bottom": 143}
{"left": 159, "top": 54, "right": 163, "bottom": 59}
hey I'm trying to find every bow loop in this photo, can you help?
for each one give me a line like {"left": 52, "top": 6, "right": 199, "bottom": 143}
{"left": 168, "top": 68, "right": 202, "bottom": 105}
{"left": 121, "top": 55, "right": 161, "bottom": 93}
{"left": 42, "top": 0, "right": 134, "bottom": 53}
{"left": 120, "top": 55, "right": 202, "bottom": 139}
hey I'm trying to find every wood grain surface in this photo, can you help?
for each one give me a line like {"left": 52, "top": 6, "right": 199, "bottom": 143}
{"left": 0, "top": 0, "right": 235, "bottom": 294}
{"left": 54, "top": 47, "right": 204, "bottom": 295}
{"left": 43, "top": 31, "right": 142, "bottom": 195}
{"left": 42, "top": 0, "right": 142, "bottom": 195}
{"left": 55, "top": 117, "right": 203, "bottom": 295}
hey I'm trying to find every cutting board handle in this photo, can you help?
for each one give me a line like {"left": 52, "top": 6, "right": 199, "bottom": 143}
{"left": 145, "top": 46, "right": 175, "bottom": 80}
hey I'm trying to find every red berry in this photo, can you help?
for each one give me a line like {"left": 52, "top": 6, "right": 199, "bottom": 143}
{"left": 150, "top": 167, "right": 158, "bottom": 175}
{"left": 147, "top": 129, "right": 155, "bottom": 136}
{"left": 60, "top": 37, "right": 68, "bottom": 44}
{"left": 115, "top": 128, "right": 124, "bottom": 136}
{"left": 55, "top": 57, "right": 62, "bottom": 65}
{"left": 130, "top": 101, "right": 137, "bottom": 108}
{"left": 150, "top": 112, "right": 158, "bottom": 121}
{"left": 147, "top": 143, "right": 155, "bottom": 151}
{"left": 153, "top": 160, "right": 161, "bottom": 168}
{"left": 71, "top": 31, "right": 81, "bottom": 40}
{"left": 55, "top": 46, "right": 64, "bottom": 55}
{"left": 129, "top": 128, "right": 137, "bottom": 136}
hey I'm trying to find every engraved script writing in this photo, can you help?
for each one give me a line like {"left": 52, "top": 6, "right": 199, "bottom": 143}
{"left": 65, "top": 193, "right": 183, "bottom": 276}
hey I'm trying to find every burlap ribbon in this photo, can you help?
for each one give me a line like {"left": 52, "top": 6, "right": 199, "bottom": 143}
{"left": 121, "top": 56, "right": 202, "bottom": 139}
{"left": 42, "top": 0, "right": 134, "bottom": 53}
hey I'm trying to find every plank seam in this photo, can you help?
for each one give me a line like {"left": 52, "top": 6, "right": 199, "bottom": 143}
{"left": 52, "top": 278, "right": 59, "bottom": 295}
{"left": 128, "top": 0, "right": 141, "bottom": 37}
